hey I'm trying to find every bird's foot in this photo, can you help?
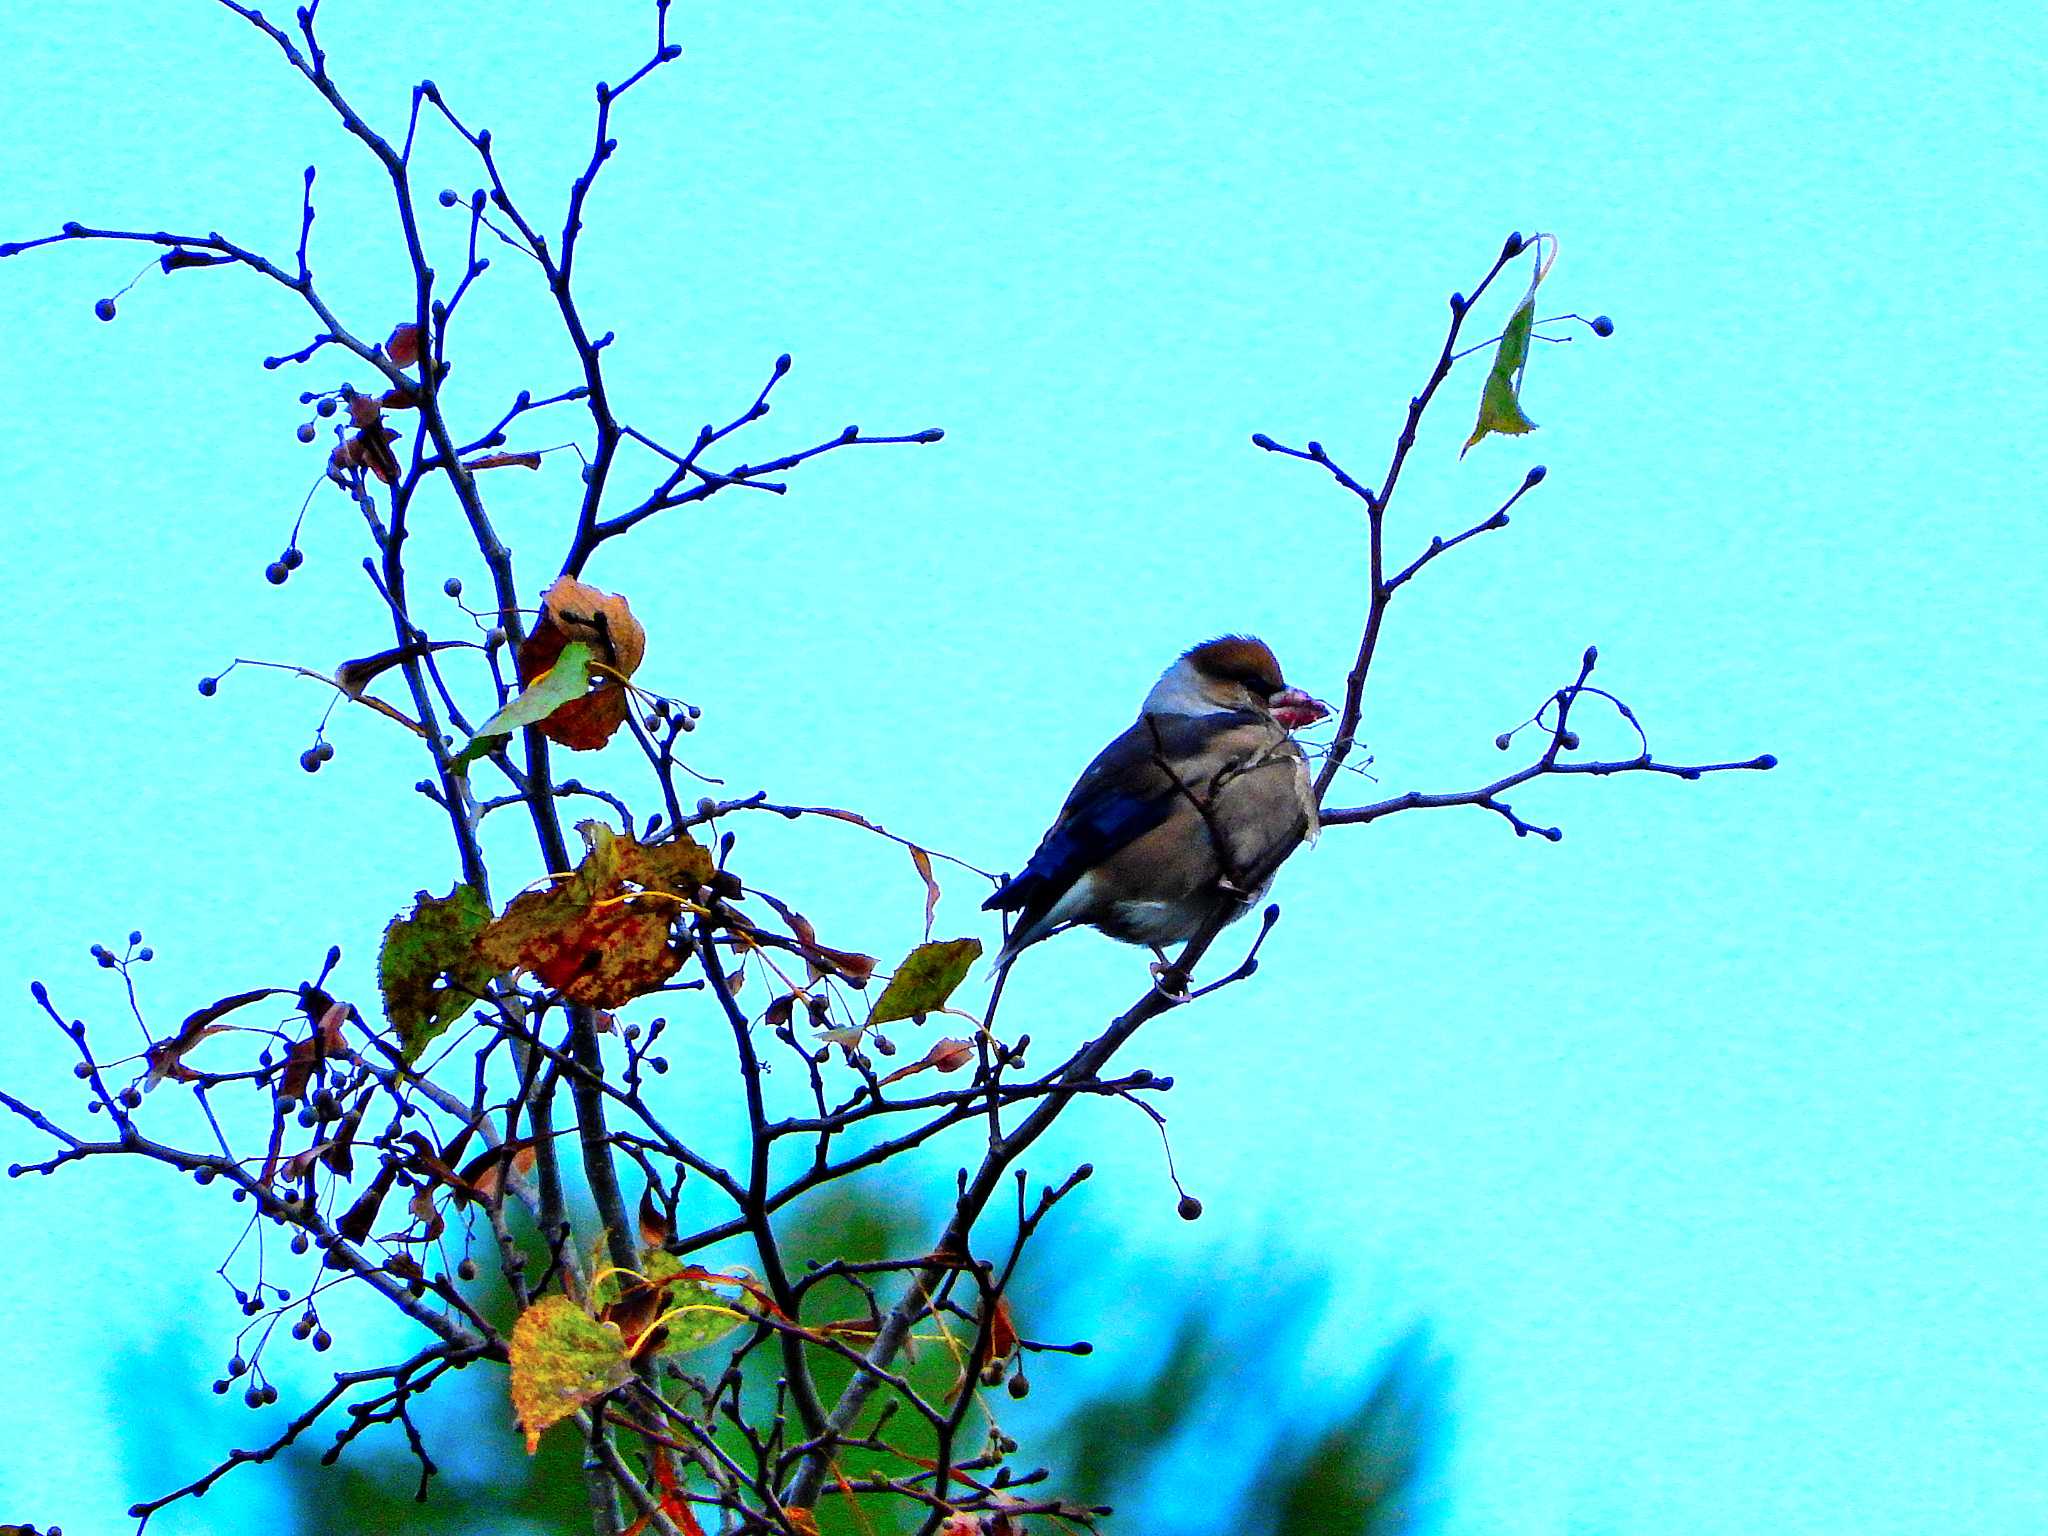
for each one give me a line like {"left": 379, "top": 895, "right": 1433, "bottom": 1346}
{"left": 1149, "top": 958, "right": 1191, "bottom": 1003}
{"left": 1215, "top": 875, "right": 1256, "bottom": 904}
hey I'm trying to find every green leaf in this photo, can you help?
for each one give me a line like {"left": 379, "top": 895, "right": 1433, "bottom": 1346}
{"left": 635, "top": 1253, "right": 749, "bottom": 1354}
{"left": 1462, "top": 295, "right": 1539, "bottom": 457}
{"left": 866, "top": 937, "right": 983, "bottom": 1025}
{"left": 378, "top": 883, "right": 495, "bottom": 1061}
{"left": 591, "top": 1250, "right": 749, "bottom": 1357}
{"left": 508, "top": 1295, "right": 631, "bottom": 1453}
{"left": 452, "top": 639, "right": 595, "bottom": 774}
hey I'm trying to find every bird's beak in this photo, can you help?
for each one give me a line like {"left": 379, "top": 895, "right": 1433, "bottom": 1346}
{"left": 1271, "top": 688, "right": 1330, "bottom": 731}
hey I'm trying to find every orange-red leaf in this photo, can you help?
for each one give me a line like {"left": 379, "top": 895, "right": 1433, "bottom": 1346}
{"left": 385, "top": 322, "right": 421, "bottom": 367}
{"left": 515, "top": 577, "right": 647, "bottom": 752}
{"left": 622, "top": 1449, "right": 706, "bottom": 1536}
{"left": 986, "top": 1294, "right": 1018, "bottom": 1368}
{"left": 536, "top": 682, "right": 630, "bottom": 752}
{"left": 877, "top": 1036, "right": 976, "bottom": 1087}
{"left": 519, "top": 577, "right": 647, "bottom": 678}
{"left": 466, "top": 451, "right": 543, "bottom": 471}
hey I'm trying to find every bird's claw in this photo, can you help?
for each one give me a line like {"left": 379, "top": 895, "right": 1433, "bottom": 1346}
{"left": 1149, "top": 959, "right": 1191, "bottom": 1002}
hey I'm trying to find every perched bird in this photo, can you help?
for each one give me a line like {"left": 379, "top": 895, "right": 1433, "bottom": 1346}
{"left": 984, "top": 636, "right": 1328, "bottom": 978}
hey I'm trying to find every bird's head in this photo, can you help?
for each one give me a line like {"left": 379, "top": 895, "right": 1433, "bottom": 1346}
{"left": 1143, "top": 635, "right": 1330, "bottom": 730}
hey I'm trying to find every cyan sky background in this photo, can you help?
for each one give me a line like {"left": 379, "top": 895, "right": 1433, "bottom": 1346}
{"left": 1, "top": 2, "right": 2038, "bottom": 1532}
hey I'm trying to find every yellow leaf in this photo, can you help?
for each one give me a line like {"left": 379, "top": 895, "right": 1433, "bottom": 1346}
{"left": 867, "top": 938, "right": 982, "bottom": 1025}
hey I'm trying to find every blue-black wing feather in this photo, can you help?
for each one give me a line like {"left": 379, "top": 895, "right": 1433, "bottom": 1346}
{"left": 982, "top": 790, "right": 1173, "bottom": 919}
{"left": 983, "top": 714, "right": 1252, "bottom": 944}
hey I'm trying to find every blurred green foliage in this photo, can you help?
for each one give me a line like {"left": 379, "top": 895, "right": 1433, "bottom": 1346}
{"left": 279, "top": 1191, "right": 1443, "bottom": 1536}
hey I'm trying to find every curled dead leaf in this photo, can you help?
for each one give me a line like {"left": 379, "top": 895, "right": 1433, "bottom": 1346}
{"left": 637, "top": 1183, "right": 672, "bottom": 1250}
{"left": 337, "top": 1158, "right": 401, "bottom": 1244}
{"left": 458, "top": 1135, "right": 543, "bottom": 1201}
{"left": 329, "top": 424, "right": 401, "bottom": 485}
{"left": 405, "top": 1183, "right": 447, "bottom": 1243}
{"left": 334, "top": 640, "right": 466, "bottom": 701}
{"left": 747, "top": 891, "right": 879, "bottom": 988}
{"left": 143, "top": 986, "right": 289, "bottom": 1087}
{"left": 876, "top": 1036, "right": 976, "bottom": 1087}
{"left": 810, "top": 945, "right": 877, "bottom": 988}
{"left": 280, "top": 1140, "right": 337, "bottom": 1183}
{"left": 277, "top": 1000, "right": 352, "bottom": 1101}
{"left": 910, "top": 846, "right": 940, "bottom": 936}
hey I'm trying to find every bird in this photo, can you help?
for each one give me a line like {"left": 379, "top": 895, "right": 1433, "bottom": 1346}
{"left": 983, "top": 635, "right": 1328, "bottom": 983}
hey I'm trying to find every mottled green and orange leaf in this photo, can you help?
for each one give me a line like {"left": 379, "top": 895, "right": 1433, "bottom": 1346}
{"left": 508, "top": 1295, "right": 632, "bottom": 1453}
{"left": 475, "top": 826, "right": 712, "bottom": 1008}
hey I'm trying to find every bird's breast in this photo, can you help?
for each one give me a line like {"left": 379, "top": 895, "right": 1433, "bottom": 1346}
{"left": 1085, "top": 735, "right": 1313, "bottom": 945}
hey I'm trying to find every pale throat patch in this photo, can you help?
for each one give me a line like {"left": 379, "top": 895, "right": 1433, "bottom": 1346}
{"left": 1141, "top": 659, "right": 1227, "bottom": 717}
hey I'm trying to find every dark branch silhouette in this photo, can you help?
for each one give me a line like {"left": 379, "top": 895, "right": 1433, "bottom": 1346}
{"left": 0, "top": 9, "right": 1770, "bottom": 1536}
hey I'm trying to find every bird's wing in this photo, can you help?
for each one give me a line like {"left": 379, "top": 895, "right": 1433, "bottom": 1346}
{"left": 982, "top": 711, "right": 1264, "bottom": 938}
{"left": 982, "top": 719, "right": 1173, "bottom": 922}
